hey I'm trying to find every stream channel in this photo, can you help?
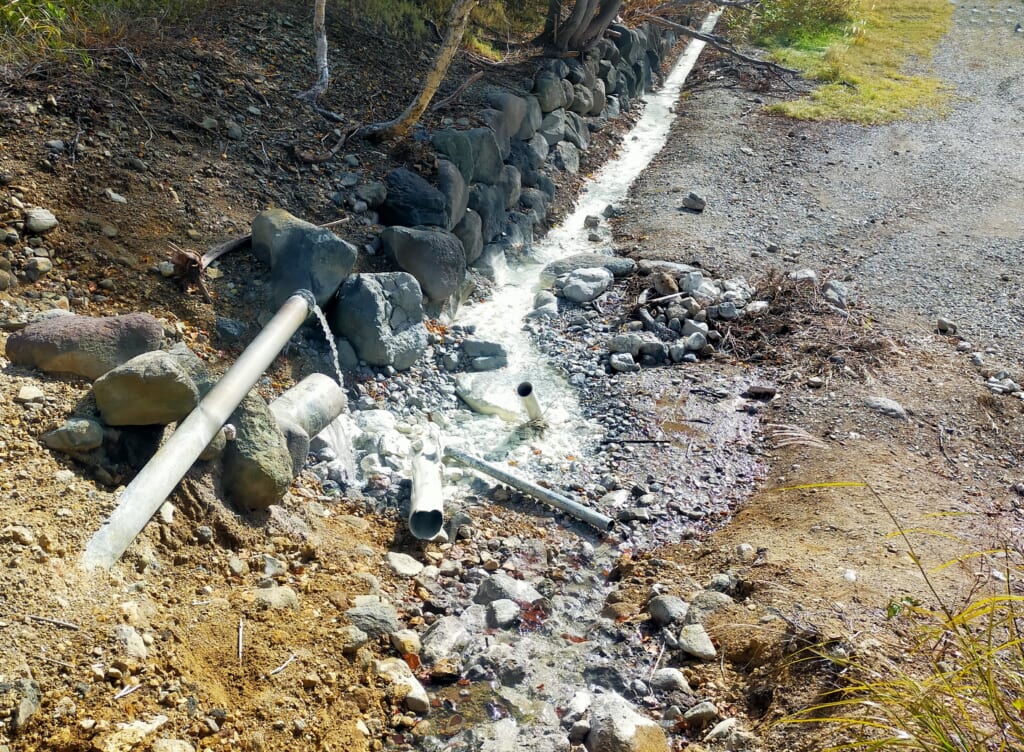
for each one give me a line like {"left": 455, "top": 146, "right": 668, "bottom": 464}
{"left": 324, "top": 11, "right": 766, "bottom": 750}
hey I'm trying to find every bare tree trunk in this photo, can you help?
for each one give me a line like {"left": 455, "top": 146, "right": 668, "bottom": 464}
{"left": 556, "top": 0, "right": 597, "bottom": 52}
{"left": 298, "top": 0, "right": 330, "bottom": 102}
{"left": 543, "top": 0, "right": 563, "bottom": 38}
{"left": 358, "top": 0, "right": 480, "bottom": 142}
{"left": 568, "top": 0, "right": 622, "bottom": 50}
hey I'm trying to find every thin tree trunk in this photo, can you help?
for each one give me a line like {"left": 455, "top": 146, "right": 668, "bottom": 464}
{"left": 568, "top": 0, "right": 622, "bottom": 50}
{"left": 358, "top": 0, "right": 480, "bottom": 141}
{"left": 556, "top": 0, "right": 597, "bottom": 52}
{"left": 298, "top": 0, "right": 330, "bottom": 101}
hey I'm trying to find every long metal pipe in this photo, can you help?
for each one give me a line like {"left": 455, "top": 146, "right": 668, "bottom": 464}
{"left": 443, "top": 446, "right": 614, "bottom": 532}
{"left": 517, "top": 381, "right": 543, "bottom": 422}
{"left": 81, "top": 290, "right": 317, "bottom": 571}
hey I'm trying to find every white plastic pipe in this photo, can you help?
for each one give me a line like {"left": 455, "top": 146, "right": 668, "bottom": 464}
{"left": 269, "top": 373, "right": 347, "bottom": 438}
{"left": 443, "top": 446, "right": 614, "bottom": 532}
{"left": 409, "top": 447, "right": 445, "bottom": 540}
{"left": 517, "top": 381, "right": 543, "bottom": 422}
{"left": 81, "top": 291, "right": 317, "bottom": 571}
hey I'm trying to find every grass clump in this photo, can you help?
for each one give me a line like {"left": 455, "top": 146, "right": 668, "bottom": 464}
{"left": 731, "top": 0, "right": 954, "bottom": 123}
{"left": 785, "top": 499, "right": 1024, "bottom": 750}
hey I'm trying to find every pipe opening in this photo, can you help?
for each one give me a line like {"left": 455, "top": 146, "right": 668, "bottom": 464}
{"left": 517, "top": 382, "right": 534, "bottom": 398}
{"left": 409, "top": 509, "right": 444, "bottom": 540}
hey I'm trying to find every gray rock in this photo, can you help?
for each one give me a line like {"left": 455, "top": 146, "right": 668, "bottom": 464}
{"left": 542, "top": 253, "right": 636, "bottom": 280}
{"left": 386, "top": 551, "right": 423, "bottom": 578}
{"left": 41, "top": 416, "right": 105, "bottom": 452}
{"left": 420, "top": 615, "right": 470, "bottom": 664}
{"left": 569, "top": 83, "right": 594, "bottom": 115}
{"left": 685, "top": 590, "right": 734, "bottom": 624}
{"left": 715, "top": 301, "right": 739, "bottom": 320}
{"left": 936, "top": 316, "right": 957, "bottom": 334}
{"left": 380, "top": 168, "right": 447, "bottom": 227}
{"left": 468, "top": 183, "right": 507, "bottom": 244}
{"left": 222, "top": 392, "right": 294, "bottom": 511}
{"left": 464, "top": 127, "right": 504, "bottom": 185}
{"left": 552, "top": 141, "right": 580, "bottom": 174}
{"left": 823, "top": 280, "right": 850, "bottom": 310}
{"left": 561, "top": 267, "right": 613, "bottom": 303}
{"left": 610, "top": 353, "right": 640, "bottom": 373}
{"left": 677, "top": 623, "right": 717, "bottom": 660}
{"left": 356, "top": 181, "right": 387, "bottom": 208}
{"left": 24, "top": 208, "right": 58, "bottom": 234}
{"left": 24, "top": 257, "right": 52, "bottom": 281}
{"left": 5, "top": 312, "right": 164, "bottom": 380}
{"left": 473, "top": 572, "right": 542, "bottom": 605}
{"left": 534, "top": 70, "right": 567, "bottom": 112}
{"left": 346, "top": 598, "right": 401, "bottom": 637}
{"left": 563, "top": 111, "right": 590, "bottom": 151}
{"left": 477, "top": 108, "right": 511, "bottom": 159}
{"left": 381, "top": 225, "right": 466, "bottom": 302}
{"left": 682, "top": 192, "right": 706, "bottom": 211}
{"left": 497, "top": 165, "right": 522, "bottom": 211}
{"left": 338, "top": 624, "right": 369, "bottom": 654}
{"left": 255, "top": 584, "right": 299, "bottom": 610}
{"left": 485, "top": 89, "right": 529, "bottom": 143}
{"left": 648, "top": 595, "right": 689, "bottom": 626}
{"left": 487, "top": 599, "right": 521, "bottom": 628}
{"left": 462, "top": 338, "right": 507, "bottom": 358}
{"left": 431, "top": 129, "right": 475, "bottom": 182}
{"left": 589, "top": 78, "right": 608, "bottom": 116}
{"left": 584, "top": 691, "right": 667, "bottom": 752}
{"left": 540, "top": 108, "right": 567, "bottom": 146}
{"left": 608, "top": 333, "right": 646, "bottom": 358}
{"left": 4, "top": 678, "right": 41, "bottom": 735}
{"left": 684, "top": 332, "right": 707, "bottom": 352}
{"left": 452, "top": 209, "right": 484, "bottom": 264}
{"left": 330, "top": 272, "right": 427, "bottom": 370}
{"left": 519, "top": 95, "right": 543, "bottom": 140}
{"left": 649, "top": 668, "right": 691, "bottom": 693}
{"left": 864, "top": 396, "right": 907, "bottom": 420}
{"left": 93, "top": 349, "right": 200, "bottom": 425}
{"left": 250, "top": 208, "right": 358, "bottom": 309}
{"left": 15, "top": 385, "right": 44, "bottom": 403}
{"left": 437, "top": 159, "right": 468, "bottom": 229}
{"left": 684, "top": 700, "right": 719, "bottom": 725}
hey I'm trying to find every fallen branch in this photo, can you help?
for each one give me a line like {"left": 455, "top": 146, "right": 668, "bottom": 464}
{"left": 429, "top": 71, "right": 484, "bottom": 112}
{"left": 293, "top": 124, "right": 359, "bottom": 164}
{"left": 27, "top": 614, "right": 80, "bottom": 631}
{"left": 640, "top": 13, "right": 799, "bottom": 79}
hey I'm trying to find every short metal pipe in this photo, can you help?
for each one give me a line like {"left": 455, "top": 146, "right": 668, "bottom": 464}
{"left": 81, "top": 291, "right": 317, "bottom": 571}
{"left": 517, "top": 381, "right": 543, "bottom": 422}
{"left": 443, "top": 446, "right": 614, "bottom": 532}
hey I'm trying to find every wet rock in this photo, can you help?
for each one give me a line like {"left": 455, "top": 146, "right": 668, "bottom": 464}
{"left": 330, "top": 272, "right": 428, "bottom": 371}
{"left": 487, "top": 598, "right": 521, "bottom": 628}
{"left": 255, "top": 584, "right": 299, "bottom": 610}
{"left": 346, "top": 597, "right": 401, "bottom": 637}
{"left": 561, "top": 267, "right": 613, "bottom": 303}
{"left": 93, "top": 350, "right": 200, "bottom": 425}
{"left": 420, "top": 615, "right": 470, "bottom": 664}
{"left": 376, "top": 658, "right": 430, "bottom": 713}
{"left": 474, "top": 572, "right": 542, "bottom": 605}
{"left": 542, "top": 253, "right": 636, "bottom": 281}
{"left": 863, "top": 396, "right": 907, "bottom": 420}
{"left": 380, "top": 168, "right": 447, "bottom": 227}
{"left": 222, "top": 392, "right": 293, "bottom": 511}
{"left": 250, "top": 208, "right": 358, "bottom": 309}
{"left": 41, "top": 416, "right": 105, "bottom": 452}
{"left": 381, "top": 225, "right": 466, "bottom": 302}
{"left": 678, "top": 624, "right": 717, "bottom": 660}
{"left": 5, "top": 312, "right": 164, "bottom": 380}
{"left": 648, "top": 595, "right": 688, "bottom": 626}
{"left": 24, "top": 207, "right": 58, "bottom": 234}
{"left": 585, "top": 691, "right": 668, "bottom": 752}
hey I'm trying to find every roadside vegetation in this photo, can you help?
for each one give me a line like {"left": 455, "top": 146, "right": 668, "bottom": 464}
{"left": 730, "top": 0, "right": 954, "bottom": 123}
{"left": 786, "top": 498, "right": 1024, "bottom": 750}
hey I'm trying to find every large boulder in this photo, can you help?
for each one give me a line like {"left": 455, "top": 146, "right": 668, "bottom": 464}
{"left": 496, "top": 165, "right": 522, "bottom": 211}
{"left": 539, "top": 109, "right": 567, "bottom": 147}
{"left": 436, "top": 159, "right": 468, "bottom": 230}
{"left": 564, "top": 111, "right": 590, "bottom": 151}
{"left": 5, "top": 312, "right": 164, "bottom": 380}
{"left": 381, "top": 226, "right": 467, "bottom": 302}
{"left": 552, "top": 142, "right": 580, "bottom": 174}
{"left": 250, "top": 208, "right": 358, "bottom": 309}
{"left": 585, "top": 692, "right": 668, "bottom": 752}
{"left": 380, "top": 168, "right": 448, "bottom": 227}
{"left": 452, "top": 209, "right": 484, "bottom": 265}
{"left": 518, "top": 95, "right": 544, "bottom": 140}
{"left": 431, "top": 129, "right": 474, "bottom": 184}
{"left": 93, "top": 349, "right": 201, "bottom": 425}
{"left": 468, "top": 184, "right": 507, "bottom": 245}
{"left": 485, "top": 89, "right": 529, "bottom": 143}
{"left": 519, "top": 188, "right": 550, "bottom": 227}
{"left": 534, "top": 70, "right": 567, "bottom": 113}
{"left": 464, "top": 128, "right": 504, "bottom": 185}
{"left": 569, "top": 83, "right": 594, "bottom": 115}
{"left": 542, "top": 253, "right": 636, "bottom": 282}
{"left": 476, "top": 108, "right": 512, "bottom": 160}
{"left": 589, "top": 78, "right": 608, "bottom": 116}
{"left": 507, "top": 139, "right": 545, "bottom": 189}
{"left": 222, "top": 392, "right": 294, "bottom": 511}
{"left": 329, "top": 273, "right": 428, "bottom": 371}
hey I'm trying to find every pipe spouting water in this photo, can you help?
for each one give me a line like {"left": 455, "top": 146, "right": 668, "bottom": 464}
{"left": 81, "top": 290, "right": 318, "bottom": 571}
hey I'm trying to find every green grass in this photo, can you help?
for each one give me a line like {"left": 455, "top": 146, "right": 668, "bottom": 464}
{"left": 731, "top": 0, "right": 954, "bottom": 124}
